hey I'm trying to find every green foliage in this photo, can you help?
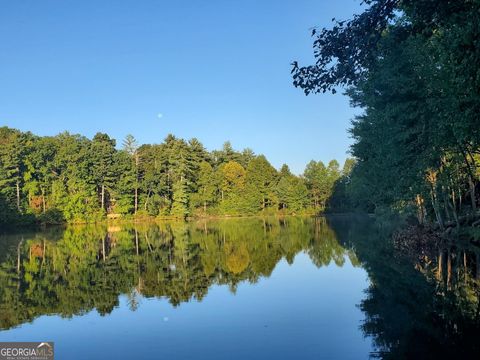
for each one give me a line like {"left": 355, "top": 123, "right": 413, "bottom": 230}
{"left": 277, "top": 165, "right": 309, "bottom": 212}
{"left": 90, "top": 133, "right": 116, "bottom": 210}
{"left": 170, "top": 180, "right": 190, "bottom": 218}
{"left": 0, "top": 217, "right": 360, "bottom": 328}
{"left": 216, "top": 161, "right": 247, "bottom": 215}
{"left": 244, "top": 156, "right": 278, "bottom": 213}
{"left": 304, "top": 159, "right": 341, "bottom": 212}
{"left": 36, "top": 208, "right": 65, "bottom": 225}
{"left": 295, "top": 0, "right": 480, "bottom": 225}
{"left": 0, "top": 127, "right": 344, "bottom": 223}
{"left": 191, "top": 161, "right": 216, "bottom": 214}
{"left": 0, "top": 192, "right": 32, "bottom": 227}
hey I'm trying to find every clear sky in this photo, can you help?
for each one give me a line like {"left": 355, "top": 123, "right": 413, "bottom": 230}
{"left": 0, "top": 0, "right": 363, "bottom": 174}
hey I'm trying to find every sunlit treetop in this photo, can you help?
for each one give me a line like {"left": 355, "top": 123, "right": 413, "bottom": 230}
{"left": 291, "top": 0, "right": 475, "bottom": 94}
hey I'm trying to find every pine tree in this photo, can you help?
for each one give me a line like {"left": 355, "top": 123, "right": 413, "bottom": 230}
{"left": 171, "top": 179, "right": 189, "bottom": 219}
{"left": 122, "top": 134, "right": 140, "bottom": 214}
{"left": 245, "top": 156, "right": 277, "bottom": 213}
{"left": 196, "top": 161, "right": 216, "bottom": 214}
{"left": 0, "top": 128, "right": 26, "bottom": 211}
{"left": 91, "top": 133, "right": 116, "bottom": 211}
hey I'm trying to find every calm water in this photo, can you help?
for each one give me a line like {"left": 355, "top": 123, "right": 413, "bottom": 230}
{"left": 0, "top": 217, "right": 479, "bottom": 359}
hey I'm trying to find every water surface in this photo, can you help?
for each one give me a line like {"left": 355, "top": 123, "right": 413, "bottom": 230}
{"left": 0, "top": 217, "right": 478, "bottom": 359}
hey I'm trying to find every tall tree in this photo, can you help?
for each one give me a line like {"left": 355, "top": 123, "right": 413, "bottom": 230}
{"left": 90, "top": 133, "right": 116, "bottom": 211}
{"left": 245, "top": 155, "right": 278, "bottom": 213}
{"left": 196, "top": 161, "right": 216, "bottom": 214}
{"left": 0, "top": 126, "right": 343, "bottom": 222}
{"left": 276, "top": 165, "right": 309, "bottom": 212}
{"left": 293, "top": 0, "right": 480, "bottom": 224}
{"left": 123, "top": 135, "right": 140, "bottom": 214}
{"left": 0, "top": 128, "right": 26, "bottom": 211}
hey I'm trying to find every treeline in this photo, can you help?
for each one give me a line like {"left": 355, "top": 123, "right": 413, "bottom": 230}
{"left": 0, "top": 127, "right": 350, "bottom": 225}
{"left": 294, "top": 0, "right": 480, "bottom": 229}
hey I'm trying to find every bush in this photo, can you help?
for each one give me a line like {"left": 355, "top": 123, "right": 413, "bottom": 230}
{"left": 37, "top": 208, "right": 65, "bottom": 225}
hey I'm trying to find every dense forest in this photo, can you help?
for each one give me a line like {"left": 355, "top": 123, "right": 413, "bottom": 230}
{"left": 294, "top": 0, "right": 480, "bottom": 230}
{"left": 0, "top": 127, "right": 351, "bottom": 225}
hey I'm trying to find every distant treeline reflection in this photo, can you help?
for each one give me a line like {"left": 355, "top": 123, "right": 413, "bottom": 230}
{"left": 1, "top": 216, "right": 479, "bottom": 358}
{"left": 0, "top": 217, "right": 357, "bottom": 330}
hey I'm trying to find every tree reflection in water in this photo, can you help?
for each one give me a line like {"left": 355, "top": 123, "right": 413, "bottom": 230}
{"left": 0, "top": 217, "right": 357, "bottom": 330}
{"left": 328, "top": 216, "right": 480, "bottom": 359}
{"left": 0, "top": 216, "right": 479, "bottom": 358}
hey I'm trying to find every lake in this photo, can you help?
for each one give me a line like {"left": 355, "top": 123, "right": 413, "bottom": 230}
{"left": 0, "top": 216, "right": 479, "bottom": 359}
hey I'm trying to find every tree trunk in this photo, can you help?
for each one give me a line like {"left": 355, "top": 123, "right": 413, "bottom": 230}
{"left": 134, "top": 187, "right": 138, "bottom": 214}
{"left": 135, "top": 229, "right": 139, "bottom": 256}
{"left": 459, "top": 147, "right": 477, "bottom": 213}
{"left": 430, "top": 186, "right": 444, "bottom": 230}
{"left": 448, "top": 189, "right": 460, "bottom": 228}
{"left": 442, "top": 188, "right": 451, "bottom": 221}
{"left": 415, "top": 194, "right": 425, "bottom": 224}
{"left": 144, "top": 232, "right": 153, "bottom": 253}
{"left": 447, "top": 250, "right": 452, "bottom": 289}
{"left": 41, "top": 188, "right": 46, "bottom": 213}
{"left": 16, "top": 178, "right": 20, "bottom": 211}
{"left": 101, "top": 184, "right": 105, "bottom": 210}
{"left": 437, "top": 249, "right": 443, "bottom": 282}
{"left": 144, "top": 190, "right": 151, "bottom": 211}
{"left": 134, "top": 152, "right": 140, "bottom": 214}
{"left": 456, "top": 186, "right": 462, "bottom": 213}
{"left": 469, "top": 177, "right": 477, "bottom": 212}
{"left": 17, "top": 239, "right": 23, "bottom": 274}
{"left": 41, "top": 240, "right": 46, "bottom": 269}
{"left": 102, "top": 235, "right": 106, "bottom": 262}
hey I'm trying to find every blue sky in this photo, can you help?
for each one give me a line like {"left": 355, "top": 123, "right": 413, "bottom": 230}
{"left": 0, "top": 0, "right": 363, "bottom": 174}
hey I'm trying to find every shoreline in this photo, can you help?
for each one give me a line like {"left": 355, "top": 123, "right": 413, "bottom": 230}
{"left": 2, "top": 212, "right": 321, "bottom": 232}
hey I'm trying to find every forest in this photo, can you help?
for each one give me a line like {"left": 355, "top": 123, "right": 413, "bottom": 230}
{"left": 0, "top": 127, "right": 351, "bottom": 225}
{"left": 293, "top": 0, "right": 480, "bottom": 231}
{"left": 3, "top": 0, "right": 479, "bottom": 233}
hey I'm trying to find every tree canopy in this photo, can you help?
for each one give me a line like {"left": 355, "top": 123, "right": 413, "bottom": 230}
{"left": 295, "top": 0, "right": 480, "bottom": 228}
{"left": 0, "top": 127, "right": 347, "bottom": 225}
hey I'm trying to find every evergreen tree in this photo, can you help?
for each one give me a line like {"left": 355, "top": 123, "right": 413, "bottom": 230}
{"left": 0, "top": 128, "right": 26, "bottom": 211}
{"left": 170, "top": 180, "right": 189, "bottom": 219}
{"left": 276, "top": 164, "right": 308, "bottom": 212}
{"left": 23, "top": 136, "right": 56, "bottom": 213}
{"left": 245, "top": 156, "right": 278, "bottom": 213}
{"left": 293, "top": 0, "right": 480, "bottom": 226}
{"left": 90, "top": 133, "right": 116, "bottom": 211}
{"left": 0, "top": 126, "right": 343, "bottom": 223}
{"left": 195, "top": 161, "right": 216, "bottom": 214}
{"left": 122, "top": 134, "right": 140, "bottom": 214}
